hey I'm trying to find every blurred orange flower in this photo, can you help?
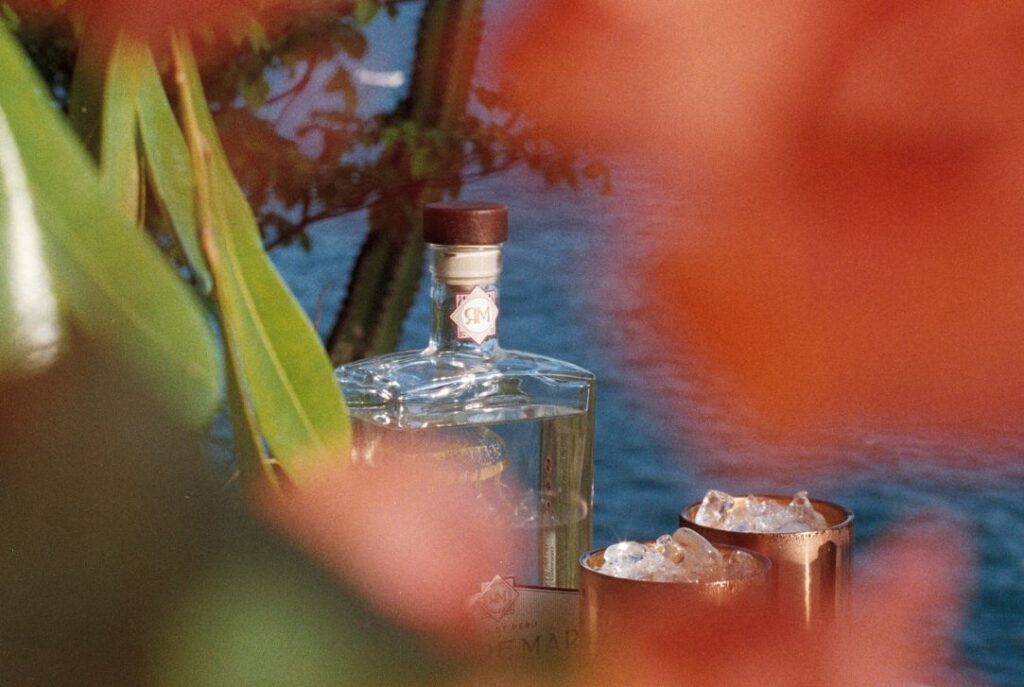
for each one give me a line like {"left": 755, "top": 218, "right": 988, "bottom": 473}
{"left": 501, "top": 1, "right": 1024, "bottom": 430}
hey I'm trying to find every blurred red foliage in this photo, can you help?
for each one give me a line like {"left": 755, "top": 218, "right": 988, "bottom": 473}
{"left": 70, "top": 0, "right": 259, "bottom": 40}
{"left": 501, "top": 1, "right": 1024, "bottom": 430}
{"left": 7, "top": 0, "right": 326, "bottom": 44}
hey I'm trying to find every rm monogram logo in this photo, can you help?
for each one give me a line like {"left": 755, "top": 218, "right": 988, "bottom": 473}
{"left": 471, "top": 575, "right": 519, "bottom": 621}
{"left": 450, "top": 285, "right": 499, "bottom": 344}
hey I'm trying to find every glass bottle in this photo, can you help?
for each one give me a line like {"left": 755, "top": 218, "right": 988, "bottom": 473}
{"left": 335, "top": 202, "right": 595, "bottom": 642}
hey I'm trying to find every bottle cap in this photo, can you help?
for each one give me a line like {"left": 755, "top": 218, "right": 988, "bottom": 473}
{"left": 423, "top": 201, "right": 508, "bottom": 245}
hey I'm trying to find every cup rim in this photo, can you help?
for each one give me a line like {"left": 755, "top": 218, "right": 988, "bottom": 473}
{"left": 579, "top": 542, "right": 772, "bottom": 586}
{"left": 679, "top": 494, "right": 855, "bottom": 537}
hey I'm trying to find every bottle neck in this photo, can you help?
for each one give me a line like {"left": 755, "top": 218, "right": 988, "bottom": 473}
{"left": 426, "top": 244, "right": 502, "bottom": 356}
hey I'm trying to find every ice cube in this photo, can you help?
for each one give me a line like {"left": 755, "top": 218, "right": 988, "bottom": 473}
{"left": 653, "top": 534, "right": 684, "bottom": 563}
{"left": 694, "top": 489, "right": 734, "bottom": 527}
{"left": 787, "top": 490, "right": 828, "bottom": 530}
{"left": 604, "top": 540, "right": 646, "bottom": 565}
{"left": 672, "top": 527, "right": 723, "bottom": 563}
{"left": 725, "top": 549, "right": 759, "bottom": 579}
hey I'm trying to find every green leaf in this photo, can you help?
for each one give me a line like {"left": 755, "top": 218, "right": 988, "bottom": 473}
{"left": 379, "top": 125, "right": 400, "bottom": 150}
{"left": 99, "top": 38, "right": 144, "bottom": 220}
{"left": 410, "top": 145, "right": 434, "bottom": 179}
{"left": 240, "top": 75, "right": 270, "bottom": 109}
{"left": 136, "top": 47, "right": 213, "bottom": 294}
{"left": 0, "top": 26, "right": 220, "bottom": 427}
{"left": 244, "top": 16, "right": 270, "bottom": 52}
{"left": 0, "top": 102, "right": 65, "bottom": 375}
{"left": 1, "top": 4, "right": 20, "bottom": 31}
{"left": 66, "top": 28, "right": 108, "bottom": 155}
{"left": 223, "top": 318, "right": 281, "bottom": 493}
{"left": 171, "top": 33, "right": 350, "bottom": 478}
{"left": 353, "top": 0, "right": 380, "bottom": 26}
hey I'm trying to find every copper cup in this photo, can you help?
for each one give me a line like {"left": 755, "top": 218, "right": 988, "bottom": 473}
{"left": 680, "top": 496, "right": 853, "bottom": 630}
{"left": 578, "top": 543, "right": 771, "bottom": 657}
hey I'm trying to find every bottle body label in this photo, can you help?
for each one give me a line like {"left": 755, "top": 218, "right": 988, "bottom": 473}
{"left": 471, "top": 575, "right": 581, "bottom": 661}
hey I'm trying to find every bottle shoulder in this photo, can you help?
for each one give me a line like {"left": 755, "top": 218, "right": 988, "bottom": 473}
{"left": 335, "top": 347, "right": 595, "bottom": 428}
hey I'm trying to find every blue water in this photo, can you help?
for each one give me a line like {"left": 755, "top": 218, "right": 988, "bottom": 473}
{"left": 267, "top": 4, "right": 1024, "bottom": 684}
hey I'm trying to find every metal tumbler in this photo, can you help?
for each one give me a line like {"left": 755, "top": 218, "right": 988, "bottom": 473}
{"left": 578, "top": 543, "right": 772, "bottom": 656}
{"left": 680, "top": 495, "right": 853, "bottom": 629}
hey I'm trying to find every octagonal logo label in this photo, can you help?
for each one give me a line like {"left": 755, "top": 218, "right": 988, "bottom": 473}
{"left": 471, "top": 574, "right": 519, "bottom": 622}
{"left": 450, "top": 285, "right": 498, "bottom": 345}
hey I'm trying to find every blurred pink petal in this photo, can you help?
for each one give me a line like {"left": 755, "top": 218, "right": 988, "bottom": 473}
{"left": 266, "top": 458, "right": 525, "bottom": 647}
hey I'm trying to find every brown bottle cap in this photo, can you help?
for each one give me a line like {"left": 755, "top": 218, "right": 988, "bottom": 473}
{"left": 423, "top": 201, "right": 508, "bottom": 245}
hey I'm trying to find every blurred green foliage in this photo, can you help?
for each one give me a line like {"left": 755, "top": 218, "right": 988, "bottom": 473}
{"left": 0, "top": 343, "right": 444, "bottom": 687}
{"left": 0, "top": 24, "right": 221, "bottom": 426}
{"left": 0, "top": 11, "right": 352, "bottom": 484}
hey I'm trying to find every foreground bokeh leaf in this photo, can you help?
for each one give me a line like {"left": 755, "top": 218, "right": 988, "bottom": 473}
{"left": 0, "top": 107, "right": 64, "bottom": 374}
{"left": 171, "top": 32, "right": 350, "bottom": 477}
{"left": 0, "top": 345, "right": 440, "bottom": 687}
{"left": 0, "top": 25, "right": 219, "bottom": 426}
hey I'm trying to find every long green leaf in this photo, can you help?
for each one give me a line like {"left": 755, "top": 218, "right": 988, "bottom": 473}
{"left": 0, "top": 108, "right": 65, "bottom": 375}
{"left": 223, "top": 320, "right": 280, "bottom": 492}
{"left": 99, "top": 38, "right": 144, "bottom": 219}
{"left": 66, "top": 25, "right": 107, "bottom": 155}
{"left": 0, "top": 25, "right": 220, "bottom": 427}
{"left": 136, "top": 47, "right": 213, "bottom": 294}
{"left": 171, "top": 33, "right": 350, "bottom": 476}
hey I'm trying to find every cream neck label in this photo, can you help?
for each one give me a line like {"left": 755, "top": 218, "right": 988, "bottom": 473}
{"left": 450, "top": 285, "right": 498, "bottom": 345}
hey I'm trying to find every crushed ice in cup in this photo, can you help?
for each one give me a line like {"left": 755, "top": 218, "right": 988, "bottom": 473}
{"left": 694, "top": 490, "right": 828, "bottom": 533}
{"left": 597, "top": 528, "right": 759, "bottom": 583}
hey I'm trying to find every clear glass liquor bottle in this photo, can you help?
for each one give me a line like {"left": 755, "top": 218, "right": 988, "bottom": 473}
{"left": 335, "top": 202, "right": 595, "bottom": 591}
